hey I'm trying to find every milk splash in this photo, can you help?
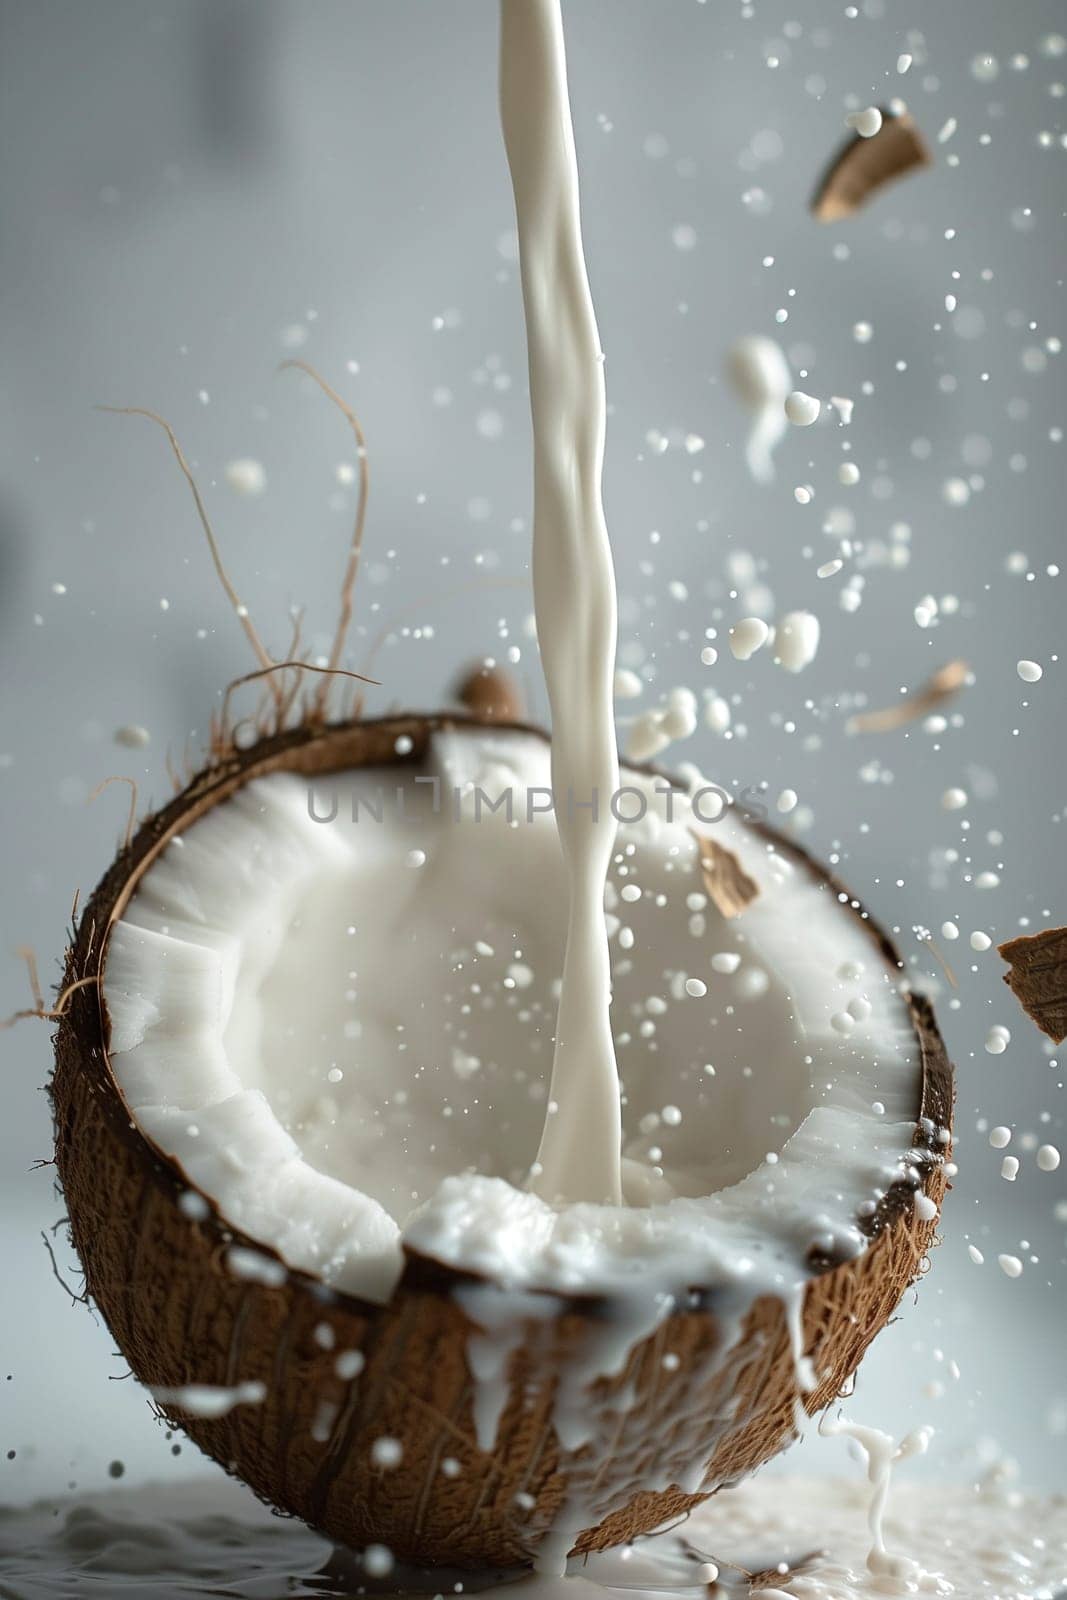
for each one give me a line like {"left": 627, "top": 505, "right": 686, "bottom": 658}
{"left": 3, "top": 1464, "right": 1064, "bottom": 1599}
{"left": 499, "top": 0, "right": 623, "bottom": 1207}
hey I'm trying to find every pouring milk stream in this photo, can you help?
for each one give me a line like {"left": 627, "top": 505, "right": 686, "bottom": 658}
{"left": 500, "top": 0, "right": 624, "bottom": 1207}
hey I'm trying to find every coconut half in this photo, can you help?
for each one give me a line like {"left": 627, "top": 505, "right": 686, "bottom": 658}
{"left": 51, "top": 711, "right": 952, "bottom": 1571}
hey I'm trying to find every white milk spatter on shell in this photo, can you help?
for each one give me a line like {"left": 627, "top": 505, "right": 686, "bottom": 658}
{"left": 499, "top": 0, "right": 622, "bottom": 1207}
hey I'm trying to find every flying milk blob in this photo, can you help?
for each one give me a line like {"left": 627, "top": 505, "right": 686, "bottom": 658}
{"left": 726, "top": 335, "right": 793, "bottom": 484}
{"left": 51, "top": 0, "right": 952, "bottom": 1575}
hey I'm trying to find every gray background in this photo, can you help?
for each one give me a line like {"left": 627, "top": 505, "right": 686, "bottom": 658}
{"left": 1, "top": 0, "right": 1064, "bottom": 1502}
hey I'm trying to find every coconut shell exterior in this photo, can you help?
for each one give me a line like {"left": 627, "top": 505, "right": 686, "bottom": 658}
{"left": 811, "top": 110, "right": 931, "bottom": 222}
{"left": 51, "top": 714, "right": 953, "bottom": 1570}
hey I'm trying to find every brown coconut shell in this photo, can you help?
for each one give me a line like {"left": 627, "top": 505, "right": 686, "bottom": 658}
{"left": 811, "top": 109, "right": 931, "bottom": 222}
{"left": 455, "top": 662, "right": 525, "bottom": 723}
{"left": 51, "top": 713, "right": 953, "bottom": 1570}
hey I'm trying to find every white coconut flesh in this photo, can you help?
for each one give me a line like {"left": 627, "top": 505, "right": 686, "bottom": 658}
{"left": 104, "top": 726, "right": 933, "bottom": 1313}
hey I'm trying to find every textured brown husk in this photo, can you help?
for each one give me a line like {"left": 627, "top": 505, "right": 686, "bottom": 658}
{"left": 811, "top": 110, "right": 931, "bottom": 222}
{"left": 51, "top": 714, "right": 953, "bottom": 1570}
{"left": 998, "top": 926, "right": 1067, "bottom": 1044}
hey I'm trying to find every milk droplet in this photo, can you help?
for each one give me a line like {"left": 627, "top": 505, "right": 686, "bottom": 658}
{"left": 114, "top": 724, "right": 150, "bottom": 749}
{"left": 705, "top": 695, "right": 731, "bottom": 733}
{"left": 970, "top": 931, "right": 992, "bottom": 951}
{"left": 1037, "top": 1144, "right": 1061, "bottom": 1172}
{"left": 941, "top": 787, "right": 968, "bottom": 811}
{"left": 370, "top": 1436, "right": 404, "bottom": 1469}
{"left": 226, "top": 1247, "right": 286, "bottom": 1287}
{"left": 941, "top": 921, "right": 959, "bottom": 940}
{"left": 997, "top": 1253, "right": 1023, "bottom": 1278}
{"left": 711, "top": 952, "right": 742, "bottom": 975}
{"left": 700, "top": 645, "right": 719, "bottom": 666}
{"left": 662, "top": 685, "right": 698, "bottom": 739}
{"left": 914, "top": 1191, "right": 938, "bottom": 1221}
{"left": 406, "top": 849, "right": 427, "bottom": 868}
{"left": 985, "top": 1028, "right": 1008, "bottom": 1054}
{"left": 685, "top": 977, "right": 708, "bottom": 997}
{"left": 627, "top": 713, "right": 671, "bottom": 762}
{"left": 776, "top": 788, "right": 798, "bottom": 814}
{"left": 837, "top": 461, "right": 860, "bottom": 485}
{"left": 989, "top": 1127, "right": 1012, "bottom": 1149}
{"left": 1017, "top": 659, "right": 1043, "bottom": 682}
{"left": 968, "top": 1244, "right": 985, "bottom": 1265}
{"left": 151, "top": 1381, "right": 267, "bottom": 1419}
{"left": 614, "top": 668, "right": 643, "bottom": 699}
{"left": 729, "top": 617, "right": 770, "bottom": 661}
{"left": 1000, "top": 1156, "right": 1019, "bottom": 1182}
{"left": 225, "top": 458, "right": 267, "bottom": 497}
{"left": 785, "top": 390, "right": 821, "bottom": 426}
{"left": 846, "top": 106, "right": 883, "bottom": 138}
{"left": 775, "top": 610, "right": 820, "bottom": 672}
{"left": 363, "top": 1545, "right": 395, "bottom": 1578}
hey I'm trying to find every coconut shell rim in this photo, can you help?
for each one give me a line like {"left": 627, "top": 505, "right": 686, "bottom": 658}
{"left": 52, "top": 711, "right": 953, "bottom": 1322}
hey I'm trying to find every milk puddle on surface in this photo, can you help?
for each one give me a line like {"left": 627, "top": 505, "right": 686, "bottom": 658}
{"left": 2, "top": 1466, "right": 1065, "bottom": 1599}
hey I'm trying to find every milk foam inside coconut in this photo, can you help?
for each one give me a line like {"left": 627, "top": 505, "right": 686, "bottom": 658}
{"left": 104, "top": 727, "right": 926, "bottom": 1305}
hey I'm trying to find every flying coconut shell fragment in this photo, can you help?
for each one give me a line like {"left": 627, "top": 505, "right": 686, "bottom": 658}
{"left": 695, "top": 831, "right": 760, "bottom": 919}
{"left": 847, "top": 660, "right": 970, "bottom": 735}
{"left": 998, "top": 926, "right": 1067, "bottom": 1044}
{"left": 811, "top": 109, "right": 931, "bottom": 222}
{"left": 455, "top": 662, "right": 525, "bottom": 723}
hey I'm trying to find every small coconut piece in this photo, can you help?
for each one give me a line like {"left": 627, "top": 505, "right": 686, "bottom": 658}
{"left": 695, "top": 832, "right": 760, "bottom": 920}
{"left": 455, "top": 662, "right": 524, "bottom": 723}
{"left": 998, "top": 926, "right": 1067, "bottom": 1044}
{"left": 811, "top": 110, "right": 931, "bottom": 223}
{"left": 847, "top": 660, "right": 970, "bottom": 735}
